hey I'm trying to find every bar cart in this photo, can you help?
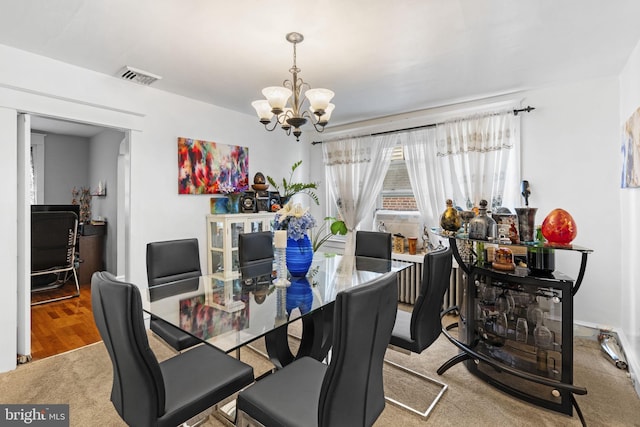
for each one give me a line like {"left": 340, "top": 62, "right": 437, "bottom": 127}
{"left": 438, "top": 235, "right": 593, "bottom": 425}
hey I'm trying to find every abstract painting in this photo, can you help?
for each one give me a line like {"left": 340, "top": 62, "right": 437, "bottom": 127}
{"left": 178, "top": 137, "right": 249, "bottom": 194}
{"left": 622, "top": 107, "right": 640, "bottom": 188}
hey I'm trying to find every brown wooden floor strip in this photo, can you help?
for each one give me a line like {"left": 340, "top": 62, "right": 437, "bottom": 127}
{"left": 30, "top": 282, "right": 101, "bottom": 361}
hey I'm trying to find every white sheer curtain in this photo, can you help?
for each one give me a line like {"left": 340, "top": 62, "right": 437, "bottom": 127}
{"left": 401, "top": 127, "right": 445, "bottom": 241}
{"left": 402, "top": 111, "right": 520, "bottom": 240}
{"left": 322, "top": 135, "right": 395, "bottom": 256}
{"left": 436, "top": 111, "right": 520, "bottom": 211}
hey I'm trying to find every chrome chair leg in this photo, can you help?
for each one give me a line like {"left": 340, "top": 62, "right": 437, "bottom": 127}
{"left": 383, "top": 358, "right": 448, "bottom": 419}
{"left": 30, "top": 268, "right": 81, "bottom": 306}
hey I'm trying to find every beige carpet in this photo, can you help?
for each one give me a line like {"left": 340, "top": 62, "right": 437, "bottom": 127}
{"left": 1, "top": 321, "right": 638, "bottom": 427}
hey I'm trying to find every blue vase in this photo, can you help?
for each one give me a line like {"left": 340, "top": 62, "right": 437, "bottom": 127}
{"left": 226, "top": 193, "right": 241, "bottom": 213}
{"left": 286, "top": 276, "right": 313, "bottom": 316}
{"left": 286, "top": 235, "right": 313, "bottom": 277}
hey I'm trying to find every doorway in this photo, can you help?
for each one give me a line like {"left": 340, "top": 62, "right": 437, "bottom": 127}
{"left": 21, "top": 113, "right": 129, "bottom": 360}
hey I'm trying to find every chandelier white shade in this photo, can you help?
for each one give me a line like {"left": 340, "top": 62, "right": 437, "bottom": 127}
{"left": 252, "top": 32, "right": 335, "bottom": 141}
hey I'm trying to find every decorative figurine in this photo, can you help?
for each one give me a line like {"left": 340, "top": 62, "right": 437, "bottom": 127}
{"left": 492, "top": 247, "right": 516, "bottom": 271}
{"left": 521, "top": 180, "right": 531, "bottom": 206}
{"left": 440, "top": 199, "right": 462, "bottom": 235}
{"left": 541, "top": 208, "right": 577, "bottom": 245}
{"left": 252, "top": 172, "right": 269, "bottom": 191}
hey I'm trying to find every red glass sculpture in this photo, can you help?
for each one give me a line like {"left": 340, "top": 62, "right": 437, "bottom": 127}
{"left": 541, "top": 208, "right": 577, "bottom": 245}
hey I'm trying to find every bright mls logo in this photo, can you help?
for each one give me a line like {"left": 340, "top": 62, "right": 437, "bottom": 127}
{"left": 0, "top": 405, "right": 68, "bottom": 426}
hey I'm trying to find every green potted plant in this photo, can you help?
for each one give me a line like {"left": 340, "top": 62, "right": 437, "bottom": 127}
{"left": 267, "top": 160, "right": 319, "bottom": 205}
{"left": 311, "top": 216, "right": 348, "bottom": 252}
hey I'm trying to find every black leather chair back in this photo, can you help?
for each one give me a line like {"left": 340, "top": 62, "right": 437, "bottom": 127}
{"left": 91, "top": 271, "right": 165, "bottom": 426}
{"left": 31, "top": 211, "right": 78, "bottom": 272}
{"left": 318, "top": 271, "right": 398, "bottom": 427}
{"left": 238, "top": 231, "right": 273, "bottom": 267}
{"left": 354, "top": 231, "right": 392, "bottom": 260}
{"left": 146, "top": 238, "right": 201, "bottom": 299}
{"left": 410, "top": 246, "right": 453, "bottom": 351}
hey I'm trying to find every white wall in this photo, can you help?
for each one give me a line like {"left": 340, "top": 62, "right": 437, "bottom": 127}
{"left": 125, "top": 88, "right": 307, "bottom": 289}
{"left": 521, "top": 77, "right": 621, "bottom": 327}
{"left": 42, "top": 133, "right": 90, "bottom": 204}
{"left": 90, "top": 129, "right": 125, "bottom": 274}
{"left": 0, "top": 43, "right": 309, "bottom": 372}
{"left": 619, "top": 37, "right": 640, "bottom": 394}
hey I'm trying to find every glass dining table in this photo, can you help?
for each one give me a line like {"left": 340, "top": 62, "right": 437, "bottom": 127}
{"left": 146, "top": 251, "right": 411, "bottom": 368}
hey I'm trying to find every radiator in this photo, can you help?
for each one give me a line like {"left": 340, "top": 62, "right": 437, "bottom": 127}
{"left": 392, "top": 254, "right": 463, "bottom": 308}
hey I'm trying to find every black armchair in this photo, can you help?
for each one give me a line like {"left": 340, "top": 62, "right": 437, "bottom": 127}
{"left": 236, "top": 271, "right": 398, "bottom": 427}
{"left": 31, "top": 211, "right": 80, "bottom": 305}
{"left": 91, "top": 272, "right": 254, "bottom": 427}
{"left": 355, "top": 230, "right": 392, "bottom": 260}
{"left": 386, "top": 246, "right": 453, "bottom": 418}
{"left": 146, "top": 238, "right": 202, "bottom": 351}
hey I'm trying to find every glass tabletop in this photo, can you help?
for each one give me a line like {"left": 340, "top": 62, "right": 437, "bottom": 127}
{"left": 146, "top": 252, "right": 412, "bottom": 353}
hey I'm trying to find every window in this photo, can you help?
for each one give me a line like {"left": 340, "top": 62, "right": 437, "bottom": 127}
{"left": 381, "top": 146, "right": 417, "bottom": 211}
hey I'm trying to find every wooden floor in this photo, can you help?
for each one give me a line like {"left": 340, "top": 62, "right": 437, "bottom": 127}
{"left": 30, "top": 281, "right": 102, "bottom": 361}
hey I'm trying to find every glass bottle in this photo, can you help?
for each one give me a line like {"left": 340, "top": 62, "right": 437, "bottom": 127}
{"left": 527, "top": 225, "right": 556, "bottom": 274}
{"left": 440, "top": 199, "right": 462, "bottom": 235}
{"left": 468, "top": 199, "right": 497, "bottom": 241}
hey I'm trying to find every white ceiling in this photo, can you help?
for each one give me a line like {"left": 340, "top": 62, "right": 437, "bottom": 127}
{"left": 2, "top": 0, "right": 640, "bottom": 134}
{"left": 30, "top": 116, "right": 109, "bottom": 138}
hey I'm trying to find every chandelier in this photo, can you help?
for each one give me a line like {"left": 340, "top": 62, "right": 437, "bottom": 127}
{"left": 252, "top": 32, "right": 335, "bottom": 142}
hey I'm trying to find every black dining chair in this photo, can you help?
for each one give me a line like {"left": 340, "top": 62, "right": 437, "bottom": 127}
{"left": 236, "top": 271, "right": 398, "bottom": 427}
{"left": 91, "top": 271, "right": 254, "bottom": 427}
{"left": 238, "top": 231, "right": 275, "bottom": 357}
{"left": 385, "top": 246, "right": 453, "bottom": 418}
{"left": 238, "top": 231, "right": 274, "bottom": 268}
{"left": 355, "top": 230, "right": 392, "bottom": 260}
{"left": 146, "top": 238, "right": 202, "bottom": 351}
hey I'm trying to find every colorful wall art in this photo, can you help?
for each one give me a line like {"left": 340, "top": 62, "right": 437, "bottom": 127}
{"left": 178, "top": 137, "right": 249, "bottom": 194}
{"left": 622, "top": 107, "right": 640, "bottom": 188}
{"left": 179, "top": 295, "right": 249, "bottom": 341}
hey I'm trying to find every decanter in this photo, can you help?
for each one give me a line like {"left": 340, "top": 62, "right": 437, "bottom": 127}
{"left": 468, "top": 199, "right": 497, "bottom": 241}
{"left": 440, "top": 199, "right": 462, "bottom": 235}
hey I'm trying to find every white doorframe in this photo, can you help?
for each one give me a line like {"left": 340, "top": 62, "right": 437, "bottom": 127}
{"left": 15, "top": 114, "right": 133, "bottom": 359}
{"left": 16, "top": 113, "right": 31, "bottom": 360}
{"left": 117, "top": 133, "right": 130, "bottom": 278}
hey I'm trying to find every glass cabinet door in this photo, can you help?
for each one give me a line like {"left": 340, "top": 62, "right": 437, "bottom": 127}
{"left": 207, "top": 213, "right": 275, "bottom": 278}
{"left": 248, "top": 219, "right": 266, "bottom": 233}
{"left": 468, "top": 267, "right": 574, "bottom": 413}
{"left": 231, "top": 250, "right": 240, "bottom": 271}
{"left": 210, "top": 252, "right": 223, "bottom": 273}
{"left": 472, "top": 276, "right": 565, "bottom": 382}
{"left": 210, "top": 221, "right": 224, "bottom": 249}
{"left": 230, "top": 221, "right": 244, "bottom": 248}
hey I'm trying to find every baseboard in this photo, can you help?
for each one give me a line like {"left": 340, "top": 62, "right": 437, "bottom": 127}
{"left": 616, "top": 330, "right": 640, "bottom": 398}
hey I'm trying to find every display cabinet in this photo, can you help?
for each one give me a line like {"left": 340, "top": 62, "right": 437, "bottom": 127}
{"left": 206, "top": 213, "right": 274, "bottom": 277}
{"left": 438, "top": 236, "right": 592, "bottom": 424}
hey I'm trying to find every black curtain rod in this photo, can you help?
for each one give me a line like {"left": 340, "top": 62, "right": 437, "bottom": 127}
{"left": 311, "top": 105, "right": 535, "bottom": 145}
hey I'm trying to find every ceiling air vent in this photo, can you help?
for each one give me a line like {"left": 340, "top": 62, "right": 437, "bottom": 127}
{"left": 116, "top": 66, "right": 162, "bottom": 86}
